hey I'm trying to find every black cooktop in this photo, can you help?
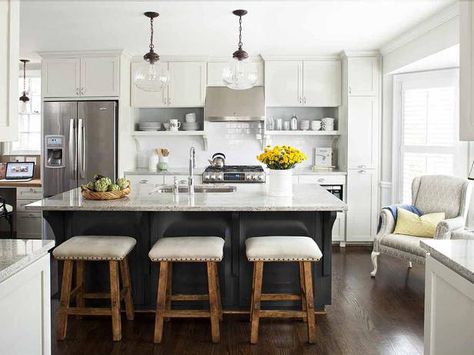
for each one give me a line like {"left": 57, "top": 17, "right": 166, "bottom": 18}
{"left": 204, "top": 165, "right": 264, "bottom": 173}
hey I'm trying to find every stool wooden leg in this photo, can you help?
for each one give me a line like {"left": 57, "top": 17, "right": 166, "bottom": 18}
{"left": 165, "top": 263, "right": 172, "bottom": 322}
{"left": 250, "top": 261, "right": 263, "bottom": 344}
{"left": 120, "top": 257, "right": 135, "bottom": 321}
{"left": 57, "top": 260, "right": 74, "bottom": 340}
{"left": 213, "top": 263, "right": 223, "bottom": 321}
{"left": 299, "top": 261, "right": 307, "bottom": 322}
{"left": 109, "top": 261, "right": 122, "bottom": 341}
{"left": 154, "top": 261, "right": 169, "bottom": 343}
{"left": 249, "top": 264, "right": 256, "bottom": 323}
{"left": 303, "top": 262, "right": 316, "bottom": 344}
{"left": 75, "top": 260, "right": 85, "bottom": 319}
{"left": 207, "top": 262, "right": 220, "bottom": 343}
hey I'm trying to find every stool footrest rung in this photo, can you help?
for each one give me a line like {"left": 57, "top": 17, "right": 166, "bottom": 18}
{"left": 162, "top": 310, "right": 211, "bottom": 318}
{"left": 260, "top": 293, "right": 302, "bottom": 301}
{"left": 66, "top": 307, "right": 112, "bottom": 316}
{"left": 170, "top": 294, "right": 209, "bottom": 301}
{"left": 82, "top": 289, "right": 128, "bottom": 300}
{"left": 259, "top": 310, "right": 307, "bottom": 318}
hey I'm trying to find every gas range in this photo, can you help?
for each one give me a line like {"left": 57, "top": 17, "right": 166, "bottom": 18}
{"left": 202, "top": 165, "right": 266, "bottom": 183}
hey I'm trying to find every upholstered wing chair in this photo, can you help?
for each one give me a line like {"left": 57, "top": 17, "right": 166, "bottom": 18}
{"left": 370, "top": 175, "right": 472, "bottom": 277}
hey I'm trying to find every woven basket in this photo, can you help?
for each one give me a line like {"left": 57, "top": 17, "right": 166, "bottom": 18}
{"left": 81, "top": 185, "right": 131, "bottom": 200}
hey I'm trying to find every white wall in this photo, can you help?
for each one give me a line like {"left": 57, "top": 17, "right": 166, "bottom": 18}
{"left": 380, "top": 2, "right": 460, "bottom": 206}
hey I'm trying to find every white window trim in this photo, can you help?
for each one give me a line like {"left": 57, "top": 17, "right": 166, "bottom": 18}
{"left": 4, "top": 69, "right": 41, "bottom": 155}
{"left": 392, "top": 67, "right": 467, "bottom": 204}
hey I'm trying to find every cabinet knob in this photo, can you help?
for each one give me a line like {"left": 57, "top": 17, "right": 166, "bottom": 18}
{"left": 349, "top": 87, "right": 352, "bottom": 94}
{"left": 303, "top": 97, "right": 307, "bottom": 104}
{"left": 317, "top": 178, "right": 325, "bottom": 183}
{"left": 81, "top": 87, "right": 86, "bottom": 95}
{"left": 358, "top": 169, "right": 366, "bottom": 174}
{"left": 76, "top": 88, "right": 79, "bottom": 96}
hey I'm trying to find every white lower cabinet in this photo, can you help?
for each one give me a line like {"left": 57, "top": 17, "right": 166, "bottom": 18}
{"left": 16, "top": 187, "right": 43, "bottom": 239}
{"left": 0, "top": 253, "right": 51, "bottom": 355}
{"left": 345, "top": 169, "right": 377, "bottom": 242}
{"left": 424, "top": 255, "right": 474, "bottom": 355}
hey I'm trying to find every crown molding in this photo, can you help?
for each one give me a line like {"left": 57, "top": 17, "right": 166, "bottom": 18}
{"left": 380, "top": 2, "right": 458, "bottom": 56}
{"left": 261, "top": 55, "right": 340, "bottom": 61}
{"left": 340, "top": 50, "right": 380, "bottom": 58}
{"left": 38, "top": 49, "right": 126, "bottom": 58}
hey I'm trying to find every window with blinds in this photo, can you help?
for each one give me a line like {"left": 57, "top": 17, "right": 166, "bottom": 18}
{"left": 395, "top": 69, "right": 467, "bottom": 203}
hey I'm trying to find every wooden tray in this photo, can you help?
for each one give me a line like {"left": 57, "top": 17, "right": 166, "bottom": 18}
{"left": 81, "top": 186, "right": 131, "bottom": 200}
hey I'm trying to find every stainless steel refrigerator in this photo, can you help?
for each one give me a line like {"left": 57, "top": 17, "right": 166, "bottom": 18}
{"left": 43, "top": 101, "right": 117, "bottom": 197}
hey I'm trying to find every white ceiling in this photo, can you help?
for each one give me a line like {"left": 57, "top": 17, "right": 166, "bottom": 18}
{"left": 394, "top": 44, "right": 459, "bottom": 73}
{"left": 20, "top": 0, "right": 454, "bottom": 61}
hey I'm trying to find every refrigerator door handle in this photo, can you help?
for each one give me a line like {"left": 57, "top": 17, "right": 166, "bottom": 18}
{"left": 78, "top": 118, "right": 86, "bottom": 179}
{"left": 69, "top": 118, "right": 76, "bottom": 175}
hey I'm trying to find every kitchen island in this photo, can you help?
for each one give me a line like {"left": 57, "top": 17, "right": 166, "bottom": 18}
{"left": 27, "top": 183, "right": 346, "bottom": 311}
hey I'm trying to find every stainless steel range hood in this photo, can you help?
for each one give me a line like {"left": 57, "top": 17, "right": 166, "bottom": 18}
{"left": 204, "top": 87, "right": 265, "bottom": 122}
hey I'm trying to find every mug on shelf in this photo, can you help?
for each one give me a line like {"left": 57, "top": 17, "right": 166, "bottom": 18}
{"left": 169, "top": 119, "right": 181, "bottom": 131}
{"left": 185, "top": 113, "right": 196, "bottom": 123}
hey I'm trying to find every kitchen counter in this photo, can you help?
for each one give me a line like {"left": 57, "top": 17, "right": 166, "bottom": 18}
{"left": 421, "top": 239, "right": 474, "bottom": 283}
{"left": 26, "top": 183, "right": 347, "bottom": 212}
{"left": 26, "top": 184, "right": 345, "bottom": 312}
{"left": 0, "top": 239, "right": 54, "bottom": 283}
{"left": 125, "top": 167, "right": 347, "bottom": 176}
{"left": 0, "top": 178, "right": 42, "bottom": 187}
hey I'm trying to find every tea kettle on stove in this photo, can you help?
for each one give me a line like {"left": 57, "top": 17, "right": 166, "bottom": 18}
{"left": 208, "top": 153, "right": 226, "bottom": 168}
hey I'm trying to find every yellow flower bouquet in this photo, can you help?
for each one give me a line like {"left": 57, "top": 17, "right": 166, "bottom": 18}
{"left": 257, "top": 145, "right": 307, "bottom": 170}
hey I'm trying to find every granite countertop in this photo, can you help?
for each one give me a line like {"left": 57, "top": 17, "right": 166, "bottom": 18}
{"left": 421, "top": 239, "right": 474, "bottom": 283}
{"left": 0, "top": 239, "right": 55, "bottom": 283}
{"left": 125, "top": 167, "right": 347, "bottom": 176}
{"left": 25, "top": 183, "right": 347, "bottom": 212}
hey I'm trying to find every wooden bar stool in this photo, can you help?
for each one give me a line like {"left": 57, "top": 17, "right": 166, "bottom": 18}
{"left": 53, "top": 235, "right": 136, "bottom": 341}
{"left": 149, "top": 236, "right": 225, "bottom": 344}
{"left": 245, "top": 236, "right": 323, "bottom": 344}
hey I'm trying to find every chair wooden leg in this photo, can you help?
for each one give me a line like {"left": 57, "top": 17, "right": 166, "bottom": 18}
{"left": 57, "top": 260, "right": 74, "bottom": 340}
{"left": 75, "top": 260, "right": 85, "bottom": 319}
{"left": 120, "top": 257, "right": 135, "bottom": 321}
{"left": 213, "top": 263, "right": 223, "bottom": 321}
{"left": 250, "top": 261, "right": 263, "bottom": 344}
{"left": 207, "top": 262, "right": 220, "bottom": 343}
{"left": 303, "top": 262, "right": 316, "bottom": 344}
{"left": 164, "top": 263, "right": 172, "bottom": 322}
{"left": 109, "top": 261, "right": 122, "bottom": 341}
{"left": 299, "top": 261, "right": 307, "bottom": 322}
{"left": 154, "top": 261, "right": 169, "bottom": 343}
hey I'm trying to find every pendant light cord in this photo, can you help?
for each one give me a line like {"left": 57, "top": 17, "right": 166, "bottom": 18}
{"left": 238, "top": 15, "right": 243, "bottom": 50}
{"left": 23, "top": 61, "right": 26, "bottom": 93}
{"left": 149, "top": 17, "right": 155, "bottom": 51}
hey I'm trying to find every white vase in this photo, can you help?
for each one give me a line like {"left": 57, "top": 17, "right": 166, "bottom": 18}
{"left": 267, "top": 169, "right": 293, "bottom": 196}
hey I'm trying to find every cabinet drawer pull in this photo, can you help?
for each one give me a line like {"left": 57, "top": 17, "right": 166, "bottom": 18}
{"left": 139, "top": 179, "right": 149, "bottom": 184}
{"left": 358, "top": 165, "right": 367, "bottom": 169}
{"left": 358, "top": 169, "right": 366, "bottom": 174}
{"left": 317, "top": 178, "right": 325, "bottom": 183}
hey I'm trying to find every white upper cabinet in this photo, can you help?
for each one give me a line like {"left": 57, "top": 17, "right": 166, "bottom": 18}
{"left": 131, "top": 62, "right": 168, "bottom": 108}
{"left": 0, "top": 0, "right": 19, "bottom": 142}
{"left": 42, "top": 58, "right": 81, "bottom": 97}
{"left": 265, "top": 59, "right": 341, "bottom": 107}
{"left": 131, "top": 61, "right": 206, "bottom": 108}
{"left": 168, "top": 62, "right": 206, "bottom": 107}
{"left": 41, "top": 53, "right": 121, "bottom": 98}
{"left": 207, "top": 61, "right": 264, "bottom": 87}
{"left": 346, "top": 56, "right": 379, "bottom": 96}
{"left": 460, "top": 0, "right": 474, "bottom": 141}
{"left": 347, "top": 96, "right": 378, "bottom": 169}
{"left": 81, "top": 56, "right": 119, "bottom": 97}
{"left": 303, "top": 60, "right": 341, "bottom": 107}
{"left": 265, "top": 61, "right": 301, "bottom": 106}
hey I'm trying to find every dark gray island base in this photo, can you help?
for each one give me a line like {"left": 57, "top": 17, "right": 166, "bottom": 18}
{"left": 29, "top": 184, "right": 347, "bottom": 311}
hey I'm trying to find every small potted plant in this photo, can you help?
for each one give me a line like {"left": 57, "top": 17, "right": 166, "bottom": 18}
{"left": 257, "top": 145, "right": 307, "bottom": 196}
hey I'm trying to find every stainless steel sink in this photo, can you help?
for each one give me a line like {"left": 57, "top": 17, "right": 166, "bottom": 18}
{"left": 151, "top": 184, "right": 236, "bottom": 194}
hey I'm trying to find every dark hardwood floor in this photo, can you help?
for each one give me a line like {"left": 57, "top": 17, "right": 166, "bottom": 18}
{"left": 52, "top": 246, "right": 425, "bottom": 355}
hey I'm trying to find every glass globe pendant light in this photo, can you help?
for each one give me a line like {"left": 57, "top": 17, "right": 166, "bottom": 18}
{"left": 222, "top": 10, "right": 257, "bottom": 90}
{"left": 134, "top": 11, "right": 170, "bottom": 92}
{"left": 19, "top": 59, "right": 30, "bottom": 114}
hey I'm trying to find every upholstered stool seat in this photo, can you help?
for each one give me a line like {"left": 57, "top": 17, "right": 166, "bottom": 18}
{"left": 149, "top": 236, "right": 224, "bottom": 261}
{"left": 54, "top": 236, "right": 136, "bottom": 341}
{"left": 246, "top": 236, "right": 322, "bottom": 344}
{"left": 245, "top": 236, "right": 322, "bottom": 261}
{"left": 53, "top": 235, "right": 136, "bottom": 260}
{"left": 150, "top": 236, "right": 225, "bottom": 344}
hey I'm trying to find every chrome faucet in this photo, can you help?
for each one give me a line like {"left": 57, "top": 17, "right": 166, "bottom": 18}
{"left": 188, "top": 146, "right": 196, "bottom": 195}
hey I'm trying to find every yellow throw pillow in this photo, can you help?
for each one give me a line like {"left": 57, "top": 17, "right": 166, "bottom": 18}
{"left": 393, "top": 208, "right": 445, "bottom": 238}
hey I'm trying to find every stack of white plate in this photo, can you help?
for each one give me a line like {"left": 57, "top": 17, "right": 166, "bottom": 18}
{"left": 139, "top": 122, "right": 161, "bottom": 131}
{"left": 182, "top": 122, "right": 200, "bottom": 131}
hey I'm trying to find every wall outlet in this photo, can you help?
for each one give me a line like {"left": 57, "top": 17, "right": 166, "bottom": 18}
{"left": 14, "top": 156, "right": 25, "bottom": 162}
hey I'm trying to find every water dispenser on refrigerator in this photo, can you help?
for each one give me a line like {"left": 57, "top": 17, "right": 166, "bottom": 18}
{"left": 45, "top": 135, "right": 65, "bottom": 168}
